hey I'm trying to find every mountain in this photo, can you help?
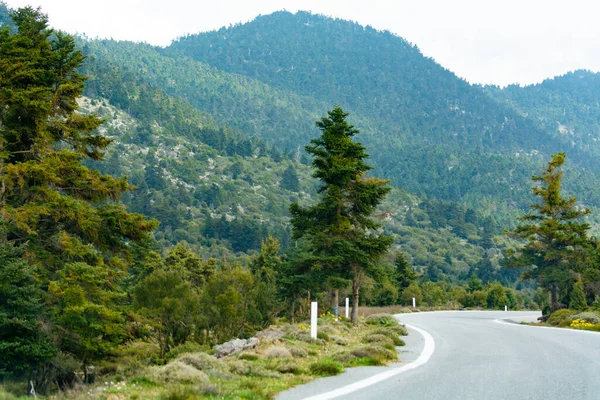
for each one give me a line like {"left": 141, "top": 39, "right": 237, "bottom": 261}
{"left": 2, "top": 3, "right": 598, "bottom": 284}
{"left": 165, "top": 11, "right": 600, "bottom": 215}
{"left": 487, "top": 70, "right": 600, "bottom": 158}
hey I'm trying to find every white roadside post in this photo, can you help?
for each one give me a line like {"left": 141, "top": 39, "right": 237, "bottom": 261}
{"left": 412, "top": 297, "right": 416, "bottom": 308}
{"left": 311, "top": 302, "right": 318, "bottom": 339}
{"left": 345, "top": 297, "right": 349, "bottom": 319}
{"left": 505, "top": 305, "right": 508, "bottom": 312}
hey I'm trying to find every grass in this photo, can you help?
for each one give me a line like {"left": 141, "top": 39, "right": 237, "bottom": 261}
{"left": 4, "top": 315, "right": 408, "bottom": 400}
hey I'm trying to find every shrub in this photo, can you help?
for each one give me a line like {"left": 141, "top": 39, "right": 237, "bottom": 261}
{"left": 160, "top": 383, "right": 218, "bottom": 400}
{"left": 571, "top": 312, "right": 600, "bottom": 324}
{"left": 548, "top": 309, "right": 577, "bottom": 326}
{"left": 264, "top": 346, "right": 292, "bottom": 359}
{"left": 166, "top": 342, "right": 211, "bottom": 361}
{"left": 319, "top": 325, "right": 340, "bottom": 335}
{"left": 362, "top": 334, "right": 395, "bottom": 347}
{"left": 370, "top": 328, "right": 406, "bottom": 345}
{"left": 268, "top": 358, "right": 302, "bottom": 374}
{"left": 153, "top": 361, "right": 210, "bottom": 384}
{"left": 332, "top": 336, "right": 349, "bottom": 346}
{"left": 570, "top": 319, "right": 594, "bottom": 329}
{"left": 227, "top": 360, "right": 280, "bottom": 378}
{"left": 238, "top": 352, "right": 260, "bottom": 361}
{"left": 364, "top": 313, "right": 397, "bottom": 327}
{"left": 290, "top": 347, "right": 308, "bottom": 358}
{"left": 351, "top": 345, "right": 397, "bottom": 364}
{"left": 309, "top": 359, "right": 344, "bottom": 376}
{"left": 177, "top": 352, "right": 228, "bottom": 373}
{"left": 332, "top": 351, "right": 356, "bottom": 364}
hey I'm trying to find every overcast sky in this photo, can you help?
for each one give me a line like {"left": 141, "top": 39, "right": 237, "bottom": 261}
{"left": 4, "top": 0, "right": 600, "bottom": 86}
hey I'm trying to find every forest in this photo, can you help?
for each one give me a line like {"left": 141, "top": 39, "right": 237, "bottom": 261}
{"left": 2, "top": 3, "right": 600, "bottom": 399}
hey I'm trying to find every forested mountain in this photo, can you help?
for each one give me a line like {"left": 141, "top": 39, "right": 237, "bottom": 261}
{"left": 67, "top": 9, "right": 600, "bottom": 279}
{"left": 487, "top": 70, "right": 600, "bottom": 158}
{"left": 165, "top": 11, "right": 600, "bottom": 213}
{"left": 3, "top": 3, "right": 598, "bottom": 282}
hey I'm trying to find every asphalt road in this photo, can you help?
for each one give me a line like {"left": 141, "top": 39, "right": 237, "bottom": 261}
{"left": 278, "top": 310, "right": 600, "bottom": 400}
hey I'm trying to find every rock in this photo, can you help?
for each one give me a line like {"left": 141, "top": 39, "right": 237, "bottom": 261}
{"left": 215, "top": 337, "right": 259, "bottom": 358}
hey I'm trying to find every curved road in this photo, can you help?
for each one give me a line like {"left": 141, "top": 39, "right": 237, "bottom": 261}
{"left": 278, "top": 311, "right": 600, "bottom": 400}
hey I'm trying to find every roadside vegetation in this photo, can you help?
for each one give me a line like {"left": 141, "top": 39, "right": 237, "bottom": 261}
{"left": 0, "top": 314, "right": 407, "bottom": 399}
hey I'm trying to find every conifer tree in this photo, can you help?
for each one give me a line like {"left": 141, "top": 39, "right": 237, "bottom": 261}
{"left": 290, "top": 106, "right": 392, "bottom": 325}
{"left": 0, "top": 7, "right": 157, "bottom": 379}
{"left": 569, "top": 280, "right": 587, "bottom": 311}
{"left": 504, "top": 153, "right": 591, "bottom": 312}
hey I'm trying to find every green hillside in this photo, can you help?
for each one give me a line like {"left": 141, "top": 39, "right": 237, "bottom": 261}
{"left": 164, "top": 11, "right": 600, "bottom": 212}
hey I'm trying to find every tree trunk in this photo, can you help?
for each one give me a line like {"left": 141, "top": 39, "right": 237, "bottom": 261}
{"left": 351, "top": 275, "right": 360, "bottom": 326}
{"left": 290, "top": 295, "right": 297, "bottom": 324}
{"left": 334, "top": 289, "right": 339, "bottom": 321}
{"left": 550, "top": 284, "right": 559, "bottom": 312}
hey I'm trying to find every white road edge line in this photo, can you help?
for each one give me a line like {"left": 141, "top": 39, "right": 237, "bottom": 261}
{"left": 301, "top": 324, "right": 435, "bottom": 400}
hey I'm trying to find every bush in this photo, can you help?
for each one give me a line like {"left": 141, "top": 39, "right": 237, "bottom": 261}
{"left": 571, "top": 312, "right": 600, "bottom": 324}
{"left": 331, "top": 351, "right": 356, "bottom": 364}
{"left": 548, "top": 309, "right": 577, "bottom": 326}
{"left": 153, "top": 361, "right": 210, "bottom": 384}
{"left": 264, "top": 346, "right": 292, "bottom": 359}
{"left": 160, "top": 383, "right": 219, "bottom": 400}
{"left": 351, "top": 345, "right": 397, "bottom": 364}
{"left": 317, "top": 331, "right": 330, "bottom": 341}
{"left": 362, "top": 334, "right": 394, "bottom": 347}
{"left": 370, "top": 328, "right": 405, "bottom": 346}
{"left": 332, "top": 336, "right": 349, "bottom": 346}
{"left": 268, "top": 358, "right": 302, "bottom": 374}
{"left": 238, "top": 352, "right": 260, "bottom": 361}
{"left": 319, "top": 325, "right": 340, "bottom": 335}
{"left": 365, "top": 313, "right": 397, "bottom": 327}
{"left": 166, "top": 342, "right": 210, "bottom": 361}
{"left": 309, "top": 359, "right": 344, "bottom": 376}
{"left": 177, "top": 352, "right": 229, "bottom": 373}
{"left": 227, "top": 360, "right": 280, "bottom": 378}
{"left": 290, "top": 347, "right": 308, "bottom": 358}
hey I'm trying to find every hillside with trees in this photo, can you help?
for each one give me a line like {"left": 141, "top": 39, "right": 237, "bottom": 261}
{"left": 2, "top": 3, "right": 600, "bottom": 399}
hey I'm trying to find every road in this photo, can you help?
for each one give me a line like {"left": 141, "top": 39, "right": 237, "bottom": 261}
{"left": 278, "top": 310, "right": 600, "bottom": 400}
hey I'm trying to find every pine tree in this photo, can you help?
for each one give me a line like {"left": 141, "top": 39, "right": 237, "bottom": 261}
{"left": 290, "top": 106, "right": 392, "bottom": 325}
{"left": 281, "top": 165, "right": 300, "bottom": 192}
{"left": 504, "top": 153, "right": 591, "bottom": 312}
{"left": 0, "top": 7, "right": 157, "bottom": 379}
{"left": 569, "top": 279, "right": 587, "bottom": 311}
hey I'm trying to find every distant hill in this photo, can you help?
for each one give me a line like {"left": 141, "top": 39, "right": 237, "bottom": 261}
{"left": 165, "top": 11, "right": 600, "bottom": 213}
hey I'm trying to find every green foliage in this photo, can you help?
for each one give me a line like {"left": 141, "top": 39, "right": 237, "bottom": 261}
{"left": 486, "top": 283, "right": 509, "bottom": 310}
{"left": 569, "top": 280, "right": 588, "bottom": 311}
{"left": 571, "top": 312, "right": 600, "bottom": 324}
{"left": 290, "top": 107, "right": 392, "bottom": 325}
{"left": 547, "top": 309, "right": 577, "bottom": 326}
{"left": 0, "top": 244, "right": 55, "bottom": 379}
{"left": 134, "top": 268, "right": 200, "bottom": 358}
{"left": 364, "top": 313, "right": 397, "bottom": 327}
{"left": 309, "top": 359, "right": 344, "bottom": 376}
{"left": 200, "top": 264, "right": 255, "bottom": 342}
{"left": 504, "top": 153, "right": 592, "bottom": 311}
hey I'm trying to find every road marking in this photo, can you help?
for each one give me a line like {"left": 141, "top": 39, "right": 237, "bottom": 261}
{"left": 301, "top": 324, "right": 435, "bottom": 400}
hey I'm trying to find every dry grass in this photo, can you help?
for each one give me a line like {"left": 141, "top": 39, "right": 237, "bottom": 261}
{"left": 358, "top": 306, "right": 414, "bottom": 317}
{"left": 263, "top": 346, "right": 293, "bottom": 359}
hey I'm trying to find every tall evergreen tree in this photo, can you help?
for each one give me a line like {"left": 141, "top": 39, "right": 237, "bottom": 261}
{"left": 290, "top": 106, "right": 392, "bottom": 325}
{"left": 0, "top": 7, "right": 157, "bottom": 381}
{"left": 504, "top": 153, "right": 591, "bottom": 311}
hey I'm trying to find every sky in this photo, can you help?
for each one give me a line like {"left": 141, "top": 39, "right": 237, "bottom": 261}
{"left": 4, "top": 0, "right": 600, "bottom": 87}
